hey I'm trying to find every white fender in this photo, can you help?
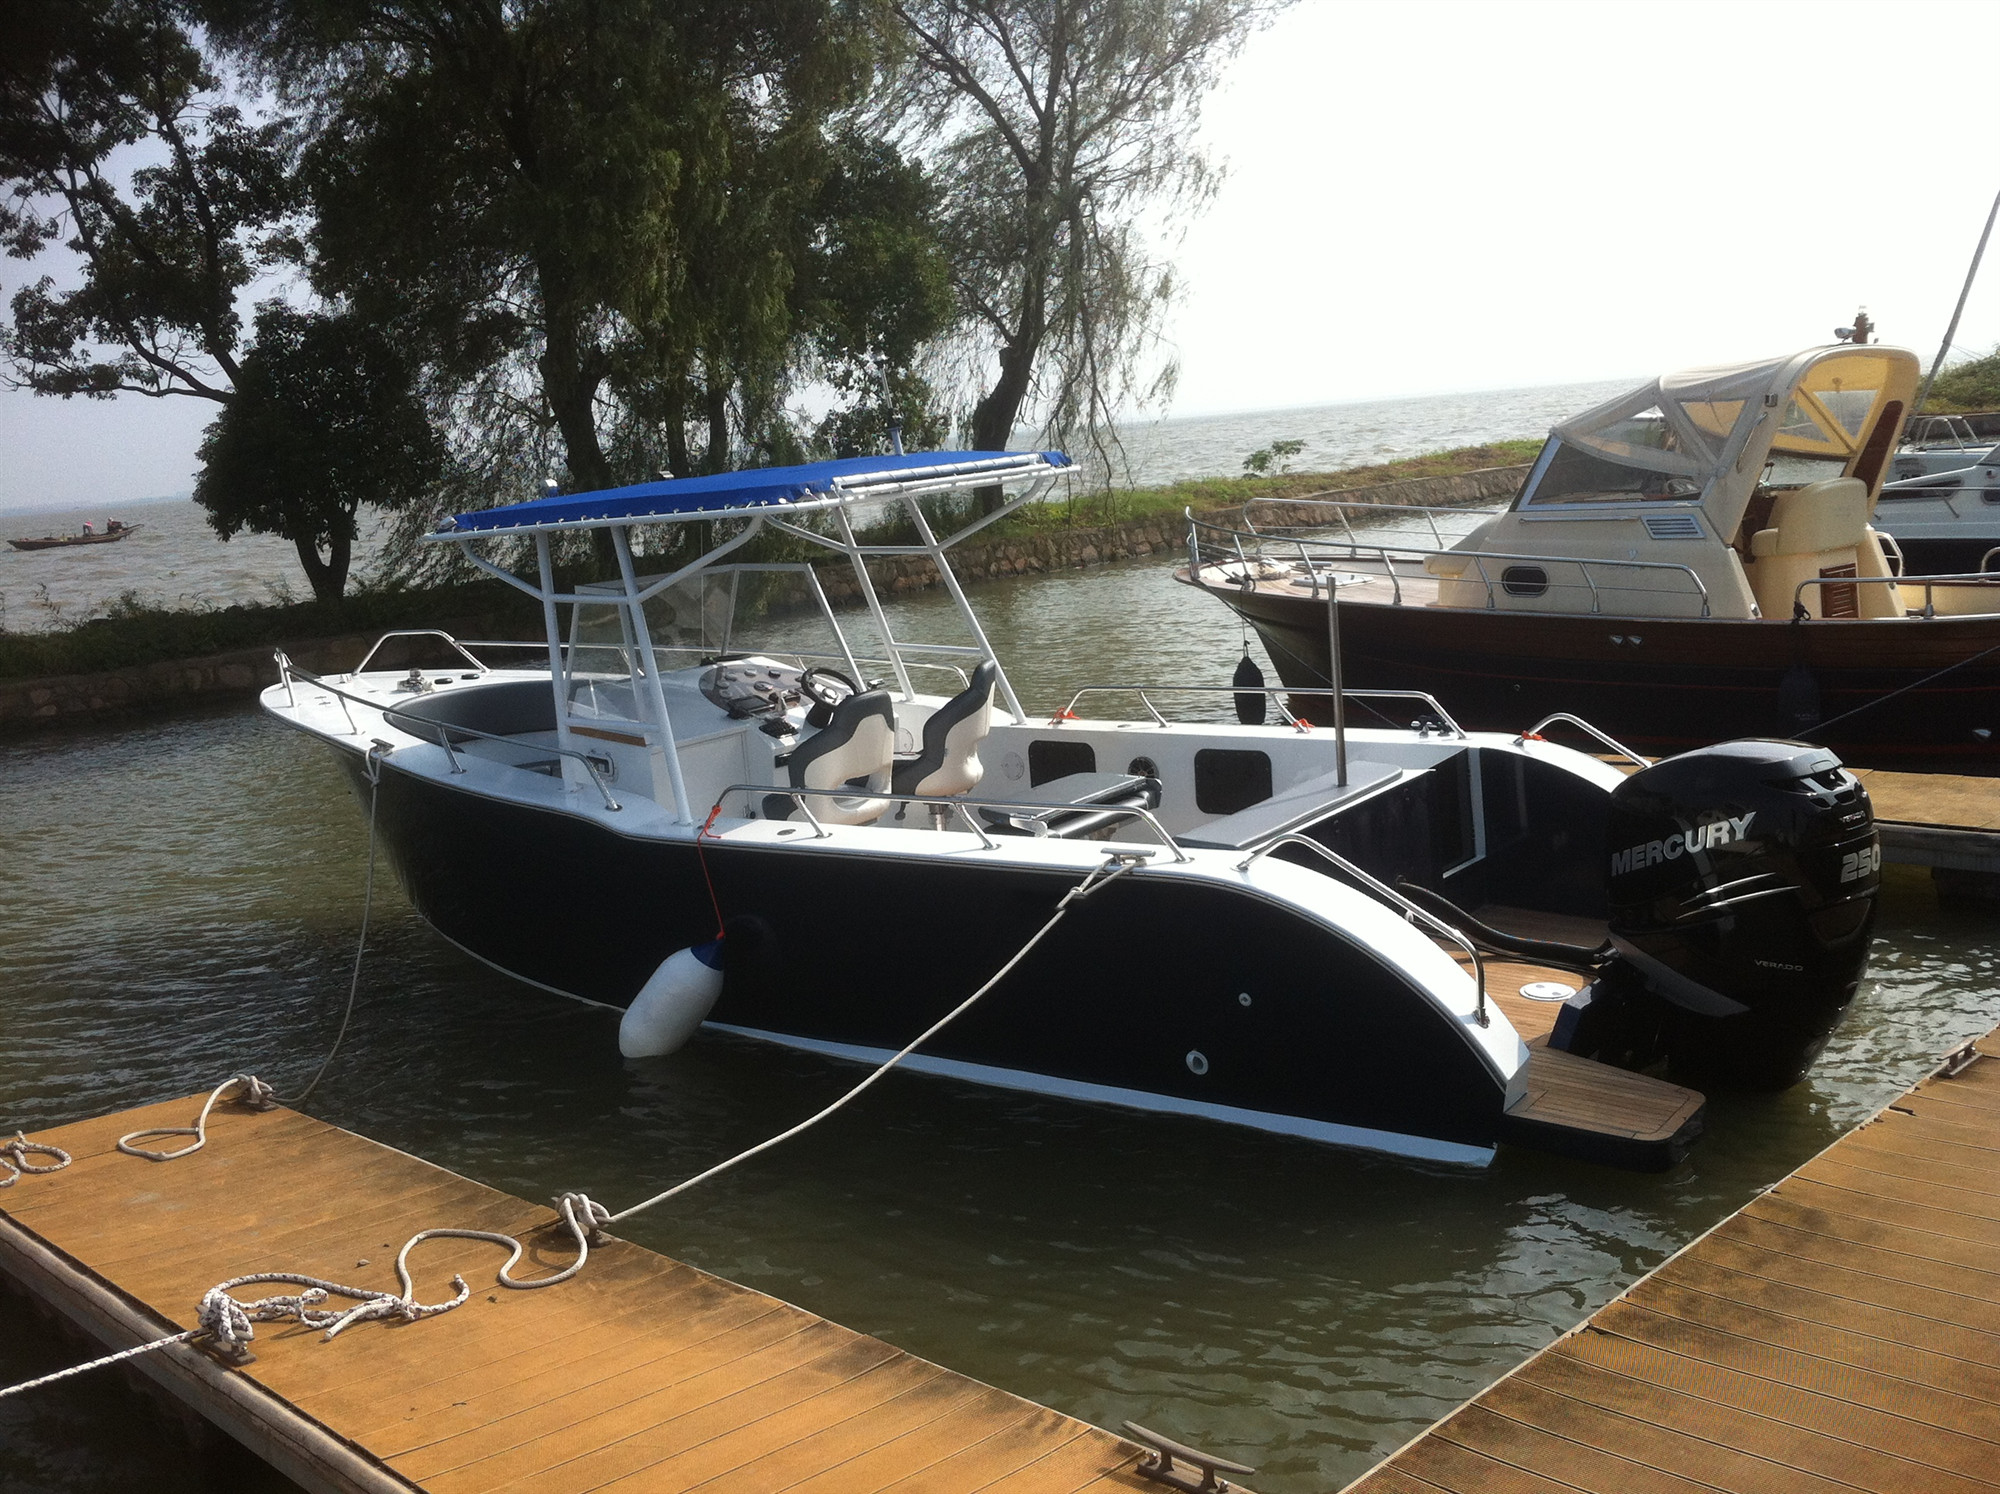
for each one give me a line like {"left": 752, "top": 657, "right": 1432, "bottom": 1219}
{"left": 618, "top": 941, "right": 725, "bottom": 1058}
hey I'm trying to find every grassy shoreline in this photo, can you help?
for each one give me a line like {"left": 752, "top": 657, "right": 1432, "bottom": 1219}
{"left": 0, "top": 441, "right": 1536, "bottom": 683}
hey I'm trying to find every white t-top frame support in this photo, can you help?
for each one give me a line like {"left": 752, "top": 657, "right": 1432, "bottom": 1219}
{"left": 611, "top": 524, "right": 695, "bottom": 825}
{"left": 898, "top": 492, "right": 1027, "bottom": 724}
{"left": 534, "top": 533, "right": 587, "bottom": 795}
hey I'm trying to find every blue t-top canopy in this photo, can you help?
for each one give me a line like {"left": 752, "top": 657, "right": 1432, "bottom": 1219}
{"left": 438, "top": 450, "right": 1070, "bottom": 537}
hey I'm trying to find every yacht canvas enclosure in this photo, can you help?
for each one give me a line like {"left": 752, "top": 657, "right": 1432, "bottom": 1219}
{"left": 1515, "top": 345, "right": 1920, "bottom": 540}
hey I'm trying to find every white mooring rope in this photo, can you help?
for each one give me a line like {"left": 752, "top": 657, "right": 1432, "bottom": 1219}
{"left": 0, "top": 831, "right": 1142, "bottom": 1398}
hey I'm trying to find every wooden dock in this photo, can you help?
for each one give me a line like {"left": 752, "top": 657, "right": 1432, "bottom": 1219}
{"left": 0, "top": 1095, "right": 1173, "bottom": 1494}
{"left": 1855, "top": 769, "right": 2000, "bottom": 895}
{"left": 1340, "top": 1019, "right": 2000, "bottom": 1494}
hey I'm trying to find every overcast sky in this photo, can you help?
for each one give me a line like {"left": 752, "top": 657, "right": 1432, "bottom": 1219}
{"left": 5, "top": 0, "right": 1998, "bottom": 509}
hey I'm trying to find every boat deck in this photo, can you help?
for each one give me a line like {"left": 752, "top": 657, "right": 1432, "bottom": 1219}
{"left": 1342, "top": 1022, "right": 2000, "bottom": 1494}
{"left": 1451, "top": 932, "right": 1706, "bottom": 1171}
{"left": 0, "top": 1094, "right": 1169, "bottom": 1494}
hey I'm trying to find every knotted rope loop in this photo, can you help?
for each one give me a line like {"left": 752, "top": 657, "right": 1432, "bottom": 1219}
{"left": 117, "top": 1074, "right": 274, "bottom": 1163}
{"left": 0, "top": 1132, "right": 71, "bottom": 1188}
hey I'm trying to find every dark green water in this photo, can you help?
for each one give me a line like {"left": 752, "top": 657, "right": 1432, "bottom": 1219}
{"left": 4, "top": 551, "right": 1997, "bottom": 1492}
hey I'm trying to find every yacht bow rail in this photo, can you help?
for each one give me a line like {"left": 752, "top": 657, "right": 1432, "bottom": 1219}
{"left": 1237, "top": 495, "right": 1503, "bottom": 547}
{"left": 348, "top": 630, "right": 490, "bottom": 679}
{"left": 1052, "top": 683, "right": 1466, "bottom": 738}
{"left": 1187, "top": 512, "right": 1716, "bottom": 616}
{"left": 1235, "top": 832, "right": 1489, "bottom": 1027}
{"left": 1791, "top": 571, "right": 2000, "bottom": 619}
{"left": 272, "top": 653, "right": 625, "bottom": 811}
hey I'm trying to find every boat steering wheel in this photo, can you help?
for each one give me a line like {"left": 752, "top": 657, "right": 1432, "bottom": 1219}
{"left": 798, "top": 666, "right": 860, "bottom": 725}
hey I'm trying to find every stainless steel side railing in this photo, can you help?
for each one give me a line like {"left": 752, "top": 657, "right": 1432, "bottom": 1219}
{"left": 1187, "top": 513, "right": 1716, "bottom": 617}
{"left": 1234, "top": 832, "right": 1489, "bottom": 1027}
{"left": 273, "top": 652, "right": 625, "bottom": 811}
{"left": 1791, "top": 570, "right": 2000, "bottom": 620}
{"left": 1051, "top": 683, "right": 1466, "bottom": 738}
{"left": 1516, "top": 712, "right": 1648, "bottom": 769}
{"left": 713, "top": 783, "right": 1192, "bottom": 862}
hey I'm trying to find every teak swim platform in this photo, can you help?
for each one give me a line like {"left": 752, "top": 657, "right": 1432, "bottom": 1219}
{"left": 1342, "top": 1019, "right": 2000, "bottom": 1494}
{"left": 0, "top": 1094, "right": 1178, "bottom": 1494}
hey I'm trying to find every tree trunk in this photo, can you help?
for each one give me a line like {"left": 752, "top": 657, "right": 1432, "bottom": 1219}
{"left": 664, "top": 381, "right": 692, "bottom": 478}
{"left": 537, "top": 291, "right": 616, "bottom": 572}
{"left": 293, "top": 525, "right": 350, "bottom": 604}
{"left": 704, "top": 376, "right": 730, "bottom": 474}
{"left": 970, "top": 335, "right": 1042, "bottom": 512}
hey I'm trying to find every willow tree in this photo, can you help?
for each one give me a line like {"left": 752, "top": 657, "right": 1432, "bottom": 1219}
{"left": 887, "top": 0, "right": 1276, "bottom": 492}
{"left": 212, "top": 0, "right": 886, "bottom": 506}
{"left": 0, "top": 0, "right": 291, "bottom": 403}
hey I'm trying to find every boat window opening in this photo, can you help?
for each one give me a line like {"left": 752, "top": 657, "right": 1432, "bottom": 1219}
{"left": 1764, "top": 448, "right": 1852, "bottom": 487}
{"left": 1029, "top": 739, "right": 1095, "bottom": 785}
{"left": 1193, "top": 749, "right": 1273, "bottom": 815}
{"left": 1679, "top": 400, "right": 1745, "bottom": 443}
{"left": 1777, "top": 396, "right": 1840, "bottom": 448}
{"left": 1501, "top": 566, "right": 1549, "bottom": 597}
{"left": 1814, "top": 387, "right": 1880, "bottom": 440}
{"left": 1522, "top": 440, "right": 1705, "bottom": 506}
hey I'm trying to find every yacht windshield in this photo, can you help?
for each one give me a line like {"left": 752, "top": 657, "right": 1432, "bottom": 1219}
{"left": 1521, "top": 439, "right": 1705, "bottom": 506}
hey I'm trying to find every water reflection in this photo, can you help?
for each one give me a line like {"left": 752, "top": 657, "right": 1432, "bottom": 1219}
{"left": 2, "top": 551, "right": 1996, "bottom": 1493}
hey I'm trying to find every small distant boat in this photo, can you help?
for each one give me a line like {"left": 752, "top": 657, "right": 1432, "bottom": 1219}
{"left": 7, "top": 520, "right": 142, "bottom": 551}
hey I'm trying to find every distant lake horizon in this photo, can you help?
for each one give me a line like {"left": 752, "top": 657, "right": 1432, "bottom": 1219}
{"left": 0, "top": 377, "right": 1627, "bottom": 631}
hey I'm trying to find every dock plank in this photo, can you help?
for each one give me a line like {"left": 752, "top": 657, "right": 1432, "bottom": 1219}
{"left": 0, "top": 1095, "right": 1166, "bottom": 1494}
{"left": 1342, "top": 1038, "right": 2000, "bottom": 1494}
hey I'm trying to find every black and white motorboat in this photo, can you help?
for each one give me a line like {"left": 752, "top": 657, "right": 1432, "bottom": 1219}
{"left": 1875, "top": 439, "right": 2000, "bottom": 576}
{"left": 263, "top": 451, "right": 1882, "bottom": 1171}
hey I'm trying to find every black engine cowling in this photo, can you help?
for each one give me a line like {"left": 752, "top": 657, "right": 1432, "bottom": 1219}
{"left": 1553, "top": 739, "right": 1878, "bottom": 1089}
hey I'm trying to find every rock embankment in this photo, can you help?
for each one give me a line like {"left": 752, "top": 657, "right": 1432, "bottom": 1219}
{"left": 0, "top": 464, "right": 1526, "bottom": 734}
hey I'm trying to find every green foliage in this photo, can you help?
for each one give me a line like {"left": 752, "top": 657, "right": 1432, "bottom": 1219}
{"left": 1927, "top": 347, "right": 2000, "bottom": 413}
{"left": 195, "top": 304, "right": 445, "bottom": 601}
{"left": 1242, "top": 437, "right": 1305, "bottom": 475}
{"left": 0, "top": 0, "right": 293, "bottom": 401}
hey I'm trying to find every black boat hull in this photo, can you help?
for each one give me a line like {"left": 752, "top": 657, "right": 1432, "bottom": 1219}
{"left": 1191, "top": 579, "right": 2000, "bottom": 774}
{"left": 343, "top": 754, "right": 1515, "bottom": 1159}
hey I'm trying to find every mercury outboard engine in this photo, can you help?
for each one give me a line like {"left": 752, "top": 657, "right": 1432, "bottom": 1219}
{"left": 1552, "top": 740, "right": 1878, "bottom": 1089}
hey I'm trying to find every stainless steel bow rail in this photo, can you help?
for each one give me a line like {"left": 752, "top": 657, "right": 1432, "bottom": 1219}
{"left": 1051, "top": 682, "right": 1466, "bottom": 736}
{"left": 1187, "top": 511, "right": 1716, "bottom": 615}
{"left": 273, "top": 652, "right": 625, "bottom": 811}
{"left": 1234, "top": 832, "right": 1490, "bottom": 1026}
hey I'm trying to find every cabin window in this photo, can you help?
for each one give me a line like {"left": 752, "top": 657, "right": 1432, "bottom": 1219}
{"left": 1029, "top": 739, "right": 1096, "bottom": 785}
{"left": 1522, "top": 440, "right": 1704, "bottom": 505}
{"left": 1194, "top": 749, "right": 1272, "bottom": 814}
{"left": 1501, "top": 566, "right": 1548, "bottom": 596}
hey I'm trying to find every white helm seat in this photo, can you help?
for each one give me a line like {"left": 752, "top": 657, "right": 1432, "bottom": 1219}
{"left": 892, "top": 660, "right": 999, "bottom": 800}
{"left": 784, "top": 690, "right": 896, "bottom": 824}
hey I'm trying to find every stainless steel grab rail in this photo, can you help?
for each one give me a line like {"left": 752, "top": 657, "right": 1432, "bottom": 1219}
{"left": 1517, "top": 712, "right": 1648, "bottom": 769}
{"left": 1052, "top": 683, "right": 1466, "bottom": 738}
{"left": 348, "top": 629, "right": 491, "bottom": 678}
{"left": 713, "top": 783, "right": 1192, "bottom": 862}
{"left": 1235, "top": 832, "right": 1489, "bottom": 1027}
{"left": 274, "top": 652, "right": 624, "bottom": 811}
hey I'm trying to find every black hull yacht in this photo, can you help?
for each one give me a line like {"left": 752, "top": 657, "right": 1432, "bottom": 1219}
{"left": 264, "top": 452, "right": 1882, "bottom": 1171}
